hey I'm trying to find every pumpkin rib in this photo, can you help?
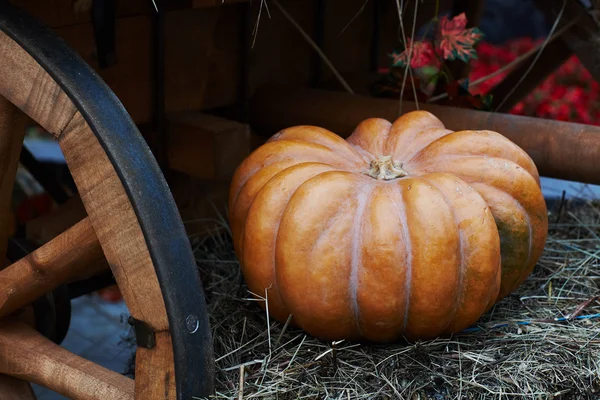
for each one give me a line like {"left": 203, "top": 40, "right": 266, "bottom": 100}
{"left": 417, "top": 173, "right": 502, "bottom": 333}
{"left": 275, "top": 171, "right": 364, "bottom": 339}
{"left": 355, "top": 184, "right": 409, "bottom": 341}
{"left": 395, "top": 178, "right": 463, "bottom": 339}
{"left": 471, "top": 182, "right": 534, "bottom": 298}
{"left": 392, "top": 127, "right": 453, "bottom": 162}
{"left": 346, "top": 118, "right": 393, "bottom": 156}
{"left": 232, "top": 159, "right": 302, "bottom": 258}
{"left": 229, "top": 139, "right": 359, "bottom": 208}
{"left": 233, "top": 160, "right": 342, "bottom": 265}
{"left": 384, "top": 111, "right": 446, "bottom": 157}
{"left": 231, "top": 147, "right": 354, "bottom": 255}
{"left": 407, "top": 131, "right": 540, "bottom": 184}
{"left": 349, "top": 183, "right": 376, "bottom": 338}
{"left": 418, "top": 175, "right": 465, "bottom": 332}
{"left": 306, "top": 175, "right": 368, "bottom": 255}
{"left": 268, "top": 125, "right": 371, "bottom": 164}
{"left": 241, "top": 162, "right": 340, "bottom": 321}
{"left": 430, "top": 156, "right": 546, "bottom": 298}
{"left": 388, "top": 183, "right": 413, "bottom": 334}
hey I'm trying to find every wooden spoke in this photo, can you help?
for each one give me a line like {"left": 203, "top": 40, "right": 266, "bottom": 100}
{"left": 60, "top": 112, "right": 175, "bottom": 396}
{"left": 0, "top": 96, "right": 28, "bottom": 261}
{"left": 0, "top": 217, "right": 105, "bottom": 319}
{"left": 0, "top": 320, "right": 133, "bottom": 400}
{"left": 0, "top": 374, "right": 37, "bottom": 400}
{"left": 0, "top": 31, "right": 76, "bottom": 135}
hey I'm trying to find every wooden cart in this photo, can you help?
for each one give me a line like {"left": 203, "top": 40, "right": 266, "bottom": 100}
{"left": 0, "top": 2, "right": 212, "bottom": 399}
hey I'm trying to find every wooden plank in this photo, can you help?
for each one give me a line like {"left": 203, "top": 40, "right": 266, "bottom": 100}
{"left": 0, "top": 217, "right": 106, "bottom": 319}
{"left": 320, "top": 0, "right": 374, "bottom": 88}
{"left": 9, "top": 0, "right": 153, "bottom": 29}
{"left": 0, "top": 98, "right": 28, "bottom": 261}
{"left": 164, "top": 6, "right": 244, "bottom": 114}
{"left": 54, "top": 16, "right": 153, "bottom": 124}
{"left": 0, "top": 321, "right": 134, "bottom": 400}
{"left": 249, "top": 86, "right": 600, "bottom": 185}
{"left": 167, "top": 111, "right": 251, "bottom": 181}
{"left": 0, "top": 32, "right": 77, "bottom": 135}
{"left": 245, "top": 0, "right": 316, "bottom": 98}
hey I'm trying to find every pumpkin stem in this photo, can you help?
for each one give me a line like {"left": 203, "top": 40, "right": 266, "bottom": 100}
{"left": 365, "top": 155, "right": 408, "bottom": 180}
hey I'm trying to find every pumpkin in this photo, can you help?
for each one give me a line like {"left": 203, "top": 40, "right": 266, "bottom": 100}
{"left": 228, "top": 110, "right": 548, "bottom": 342}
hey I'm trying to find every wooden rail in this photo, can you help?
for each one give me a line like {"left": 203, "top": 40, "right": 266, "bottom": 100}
{"left": 249, "top": 86, "right": 600, "bottom": 185}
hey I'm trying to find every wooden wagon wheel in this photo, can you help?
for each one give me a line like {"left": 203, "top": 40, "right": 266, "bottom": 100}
{"left": 0, "top": 2, "right": 214, "bottom": 399}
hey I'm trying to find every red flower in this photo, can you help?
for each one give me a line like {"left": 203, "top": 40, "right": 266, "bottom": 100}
{"left": 437, "top": 12, "right": 484, "bottom": 62}
{"left": 390, "top": 39, "right": 435, "bottom": 69}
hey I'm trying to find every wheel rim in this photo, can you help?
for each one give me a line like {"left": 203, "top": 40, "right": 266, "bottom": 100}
{"left": 0, "top": 2, "right": 214, "bottom": 399}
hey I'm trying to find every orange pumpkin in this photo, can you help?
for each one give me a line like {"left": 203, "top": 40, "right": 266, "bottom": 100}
{"left": 228, "top": 111, "right": 548, "bottom": 342}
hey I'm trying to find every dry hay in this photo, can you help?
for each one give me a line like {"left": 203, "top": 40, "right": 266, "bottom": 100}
{"left": 190, "top": 197, "right": 600, "bottom": 400}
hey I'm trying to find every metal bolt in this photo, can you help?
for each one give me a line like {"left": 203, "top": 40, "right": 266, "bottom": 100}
{"left": 185, "top": 314, "right": 199, "bottom": 333}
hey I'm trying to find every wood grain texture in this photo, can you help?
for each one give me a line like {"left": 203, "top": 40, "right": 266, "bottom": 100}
{"left": 0, "top": 321, "right": 133, "bottom": 400}
{"left": 134, "top": 332, "right": 176, "bottom": 400}
{"left": 167, "top": 111, "right": 251, "bottom": 181}
{"left": 54, "top": 16, "right": 153, "bottom": 124}
{"left": 0, "top": 374, "right": 36, "bottom": 400}
{"left": 59, "top": 111, "right": 169, "bottom": 332}
{"left": 0, "top": 32, "right": 76, "bottom": 135}
{"left": 165, "top": 7, "right": 243, "bottom": 114}
{"left": 321, "top": 0, "right": 373, "bottom": 87}
{"left": 0, "top": 217, "right": 105, "bottom": 319}
{"left": 0, "top": 97, "right": 28, "bottom": 260}
{"left": 60, "top": 112, "right": 178, "bottom": 398}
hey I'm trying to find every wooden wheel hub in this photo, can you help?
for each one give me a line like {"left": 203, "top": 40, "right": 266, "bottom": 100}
{"left": 0, "top": 3, "right": 214, "bottom": 399}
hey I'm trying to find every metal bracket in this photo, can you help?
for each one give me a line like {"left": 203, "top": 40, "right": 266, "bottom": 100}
{"left": 128, "top": 316, "right": 156, "bottom": 349}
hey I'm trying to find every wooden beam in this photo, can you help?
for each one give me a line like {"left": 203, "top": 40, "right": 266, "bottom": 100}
{"left": 167, "top": 111, "right": 253, "bottom": 181}
{"left": 249, "top": 86, "right": 600, "bottom": 185}
{"left": 0, "top": 321, "right": 134, "bottom": 400}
